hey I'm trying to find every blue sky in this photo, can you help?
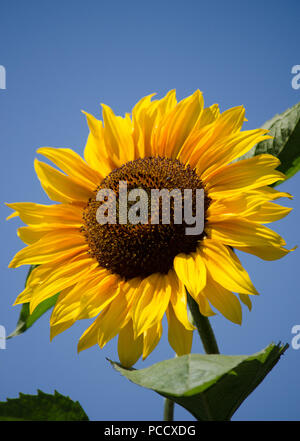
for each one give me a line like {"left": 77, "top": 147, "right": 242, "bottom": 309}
{"left": 0, "top": 0, "right": 300, "bottom": 420}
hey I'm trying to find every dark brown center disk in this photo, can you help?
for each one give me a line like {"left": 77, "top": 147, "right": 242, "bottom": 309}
{"left": 82, "top": 157, "right": 210, "bottom": 280}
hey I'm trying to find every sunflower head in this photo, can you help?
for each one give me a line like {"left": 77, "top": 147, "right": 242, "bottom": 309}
{"left": 82, "top": 156, "right": 210, "bottom": 279}
{"left": 7, "top": 89, "right": 293, "bottom": 367}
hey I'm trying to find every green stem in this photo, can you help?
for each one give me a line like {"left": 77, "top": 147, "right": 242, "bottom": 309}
{"left": 163, "top": 397, "right": 174, "bottom": 421}
{"left": 163, "top": 292, "right": 219, "bottom": 421}
{"left": 187, "top": 291, "right": 220, "bottom": 354}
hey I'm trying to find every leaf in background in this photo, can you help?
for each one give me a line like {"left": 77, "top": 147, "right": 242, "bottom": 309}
{"left": 7, "top": 265, "right": 59, "bottom": 338}
{"left": 240, "top": 102, "right": 300, "bottom": 183}
{"left": 110, "top": 343, "right": 288, "bottom": 421}
{"left": 7, "top": 294, "right": 59, "bottom": 338}
{"left": 0, "top": 390, "right": 89, "bottom": 421}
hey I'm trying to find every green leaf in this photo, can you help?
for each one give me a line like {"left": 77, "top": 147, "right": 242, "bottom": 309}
{"left": 241, "top": 102, "right": 300, "bottom": 183}
{"left": 8, "top": 265, "right": 59, "bottom": 338}
{"left": 0, "top": 390, "right": 89, "bottom": 421}
{"left": 110, "top": 343, "right": 288, "bottom": 421}
{"left": 7, "top": 295, "right": 59, "bottom": 338}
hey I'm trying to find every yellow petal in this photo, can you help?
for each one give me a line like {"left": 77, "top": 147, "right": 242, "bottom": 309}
{"left": 205, "top": 154, "right": 285, "bottom": 195}
{"left": 154, "top": 90, "right": 204, "bottom": 159}
{"left": 50, "top": 285, "right": 82, "bottom": 328}
{"left": 17, "top": 224, "right": 83, "bottom": 245}
{"left": 143, "top": 321, "right": 163, "bottom": 360}
{"left": 29, "top": 256, "right": 98, "bottom": 313}
{"left": 132, "top": 93, "right": 156, "bottom": 157}
{"left": 6, "top": 202, "right": 82, "bottom": 225}
{"left": 166, "top": 304, "right": 193, "bottom": 356}
{"left": 245, "top": 202, "right": 292, "bottom": 223}
{"left": 201, "top": 239, "right": 258, "bottom": 295}
{"left": 9, "top": 230, "right": 87, "bottom": 268}
{"left": 50, "top": 319, "right": 75, "bottom": 340}
{"left": 207, "top": 198, "right": 248, "bottom": 221}
{"left": 208, "top": 217, "right": 286, "bottom": 248}
{"left": 202, "top": 274, "right": 242, "bottom": 324}
{"left": 177, "top": 123, "right": 215, "bottom": 167}
{"left": 207, "top": 187, "right": 293, "bottom": 223}
{"left": 135, "top": 90, "right": 177, "bottom": 157}
{"left": 17, "top": 226, "right": 46, "bottom": 245}
{"left": 169, "top": 273, "right": 194, "bottom": 331}
{"left": 248, "top": 186, "right": 293, "bottom": 202}
{"left": 51, "top": 269, "right": 119, "bottom": 325}
{"left": 118, "top": 320, "right": 143, "bottom": 367}
{"left": 132, "top": 273, "right": 171, "bottom": 337}
{"left": 95, "top": 280, "right": 138, "bottom": 349}
{"left": 239, "top": 294, "right": 252, "bottom": 311}
{"left": 77, "top": 315, "right": 101, "bottom": 353}
{"left": 155, "top": 89, "right": 177, "bottom": 115}
{"left": 184, "top": 106, "right": 245, "bottom": 169}
{"left": 235, "top": 244, "right": 295, "bottom": 261}
{"left": 196, "top": 294, "right": 216, "bottom": 317}
{"left": 34, "top": 159, "right": 93, "bottom": 204}
{"left": 37, "top": 147, "right": 102, "bottom": 189}
{"left": 76, "top": 281, "right": 136, "bottom": 360}
{"left": 101, "top": 104, "right": 135, "bottom": 166}
{"left": 49, "top": 285, "right": 79, "bottom": 339}
{"left": 173, "top": 251, "right": 206, "bottom": 298}
{"left": 82, "top": 111, "right": 114, "bottom": 176}
{"left": 200, "top": 130, "right": 271, "bottom": 180}
{"left": 76, "top": 272, "right": 120, "bottom": 320}
{"left": 212, "top": 106, "right": 246, "bottom": 136}
{"left": 196, "top": 103, "right": 220, "bottom": 128}
{"left": 77, "top": 273, "right": 130, "bottom": 352}
{"left": 13, "top": 255, "right": 81, "bottom": 306}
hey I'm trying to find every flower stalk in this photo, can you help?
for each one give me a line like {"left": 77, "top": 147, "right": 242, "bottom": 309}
{"left": 163, "top": 397, "right": 175, "bottom": 421}
{"left": 187, "top": 291, "right": 220, "bottom": 354}
{"left": 164, "top": 291, "right": 220, "bottom": 420}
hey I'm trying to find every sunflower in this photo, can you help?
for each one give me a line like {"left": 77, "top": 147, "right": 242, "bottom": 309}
{"left": 7, "top": 90, "right": 293, "bottom": 367}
